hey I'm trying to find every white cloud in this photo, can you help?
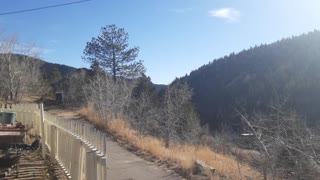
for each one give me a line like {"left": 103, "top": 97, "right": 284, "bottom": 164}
{"left": 169, "top": 8, "right": 192, "bottom": 13}
{"left": 208, "top": 8, "right": 241, "bottom": 22}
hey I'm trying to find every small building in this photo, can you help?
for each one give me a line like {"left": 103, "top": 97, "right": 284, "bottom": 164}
{"left": 55, "top": 92, "right": 64, "bottom": 104}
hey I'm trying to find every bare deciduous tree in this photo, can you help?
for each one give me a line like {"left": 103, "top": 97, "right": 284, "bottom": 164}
{"left": 162, "top": 81, "right": 201, "bottom": 147}
{"left": 86, "top": 72, "right": 135, "bottom": 124}
{"left": 239, "top": 106, "right": 320, "bottom": 179}
{"left": 127, "top": 90, "right": 161, "bottom": 136}
{"left": 62, "top": 69, "right": 91, "bottom": 106}
{"left": 0, "top": 35, "right": 41, "bottom": 103}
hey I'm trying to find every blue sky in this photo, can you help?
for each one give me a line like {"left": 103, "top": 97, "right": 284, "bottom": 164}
{"left": 0, "top": 0, "right": 320, "bottom": 84}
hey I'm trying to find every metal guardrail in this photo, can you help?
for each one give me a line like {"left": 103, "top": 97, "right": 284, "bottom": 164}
{"left": 0, "top": 103, "right": 108, "bottom": 180}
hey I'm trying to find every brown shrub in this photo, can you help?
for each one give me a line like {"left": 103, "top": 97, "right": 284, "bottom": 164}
{"left": 79, "top": 106, "right": 262, "bottom": 179}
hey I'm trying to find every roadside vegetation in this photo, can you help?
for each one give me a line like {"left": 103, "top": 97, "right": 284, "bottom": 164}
{"left": 65, "top": 24, "right": 262, "bottom": 179}
{"left": 2, "top": 25, "right": 320, "bottom": 179}
{"left": 79, "top": 106, "right": 260, "bottom": 179}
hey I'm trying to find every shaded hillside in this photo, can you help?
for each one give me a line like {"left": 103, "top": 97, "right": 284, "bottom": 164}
{"left": 0, "top": 54, "right": 76, "bottom": 78}
{"left": 152, "top": 84, "right": 167, "bottom": 95}
{"left": 180, "top": 30, "right": 320, "bottom": 131}
{"left": 40, "top": 61, "right": 76, "bottom": 78}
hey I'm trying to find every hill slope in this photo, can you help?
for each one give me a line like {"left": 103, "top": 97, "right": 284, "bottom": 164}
{"left": 180, "top": 30, "right": 320, "bottom": 130}
{"left": 40, "top": 60, "right": 76, "bottom": 78}
{"left": 0, "top": 54, "right": 76, "bottom": 78}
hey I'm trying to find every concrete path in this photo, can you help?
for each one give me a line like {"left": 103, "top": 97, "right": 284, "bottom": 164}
{"left": 105, "top": 137, "right": 183, "bottom": 180}
{"left": 47, "top": 108, "right": 183, "bottom": 180}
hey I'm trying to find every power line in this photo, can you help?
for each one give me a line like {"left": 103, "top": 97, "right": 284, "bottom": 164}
{"left": 0, "top": 0, "right": 92, "bottom": 16}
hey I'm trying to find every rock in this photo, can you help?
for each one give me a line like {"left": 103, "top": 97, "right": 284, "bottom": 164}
{"left": 193, "top": 160, "right": 215, "bottom": 176}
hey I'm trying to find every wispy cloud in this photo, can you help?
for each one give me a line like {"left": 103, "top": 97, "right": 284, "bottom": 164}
{"left": 169, "top": 8, "right": 192, "bottom": 13}
{"left": 208, "top": 8, "right": 241, "bottom": 22}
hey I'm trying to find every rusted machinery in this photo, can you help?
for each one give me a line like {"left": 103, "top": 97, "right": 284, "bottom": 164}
{"left": 0, "top": 112, "right": 25, "bottom": 177}
{"left": 0, "top": 112, "right": 26, "bottom": 148}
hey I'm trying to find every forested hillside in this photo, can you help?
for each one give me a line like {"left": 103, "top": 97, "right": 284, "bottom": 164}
{"left": 180, "top": 30, "right": 320, "bottom": 130}
{"left": 40, "top": 60, "right": 76, "bottom": 78}
{"left": 0, "top": 53, "right": 76, "bottom": 102}
{"left": 0, "top": 54, "right": 76, "bottom": 78}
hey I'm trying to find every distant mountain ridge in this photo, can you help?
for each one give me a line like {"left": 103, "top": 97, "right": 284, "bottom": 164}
{"left": 179, "top": 30, "right": 320, "bottom": 130}
{"left": 0, "top": 54, "right": 167, "bottom": 94}
{"left": 0, "top": 54, "right": 77, "bottom": 78}
{"left": 40, "top": 60, "right": 76, "bottom": 78}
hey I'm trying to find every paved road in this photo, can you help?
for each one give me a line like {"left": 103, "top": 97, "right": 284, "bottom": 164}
{"left": 105, "top": 137, "right": 182, "bottom": 180}
{"left": 47, "top": 108, "right": 183, "bottom": 180}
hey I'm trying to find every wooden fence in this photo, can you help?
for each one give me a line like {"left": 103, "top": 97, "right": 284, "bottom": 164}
{"left": 0, "top": 103, "right": 107, "bottom": 180}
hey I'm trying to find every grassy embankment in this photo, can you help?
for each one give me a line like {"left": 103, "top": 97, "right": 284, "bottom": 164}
{"left": 79, "top": 106, "right": 261, "bottom": 179}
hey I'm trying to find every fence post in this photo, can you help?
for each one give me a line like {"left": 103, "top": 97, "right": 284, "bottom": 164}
{"left": 79, "top": 142, "right": 87, "bottom": 180}
{"left": 8, "top": 103, "right": 108, "bottom": 179}
{"left": 50, "top": 125, "right": 57, "bottom": 161}
{"left": 86, "top": 144, "right": 97, "bottom": 180}
{"left": 100, "top": 156, "right": 107, "bottom": 180}
{"left": 40, "top": 103, "right": 46, "bottom": 159}
{"left": 70, "top": 137, "right": 81, "bottom": 180}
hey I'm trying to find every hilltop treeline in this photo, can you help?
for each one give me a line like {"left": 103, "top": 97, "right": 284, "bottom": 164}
{"left": 180, "top": 30, "right": 320, "bottom": 130}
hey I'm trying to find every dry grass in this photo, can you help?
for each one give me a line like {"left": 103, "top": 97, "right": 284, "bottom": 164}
{"left": 19, "top": 95, "right": 41, "bottom": 103}
{"left": 48, "top": 108, "right": 82, "bottom": 119}
{"left": 231, "top": 147, "right": 260, "bottom": 165}
{"left": 79, "top": 106, "right": 262, "bottom": 179}
{"left": 78, "top": 104, "right": 105, "bottom": 126}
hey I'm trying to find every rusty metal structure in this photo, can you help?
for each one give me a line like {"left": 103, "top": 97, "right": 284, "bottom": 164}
{"left": 0, "top": 111, "right": 26, "bottom": 178}
{"left": 0, "top": 112, "right": 26, "bottom": 148}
